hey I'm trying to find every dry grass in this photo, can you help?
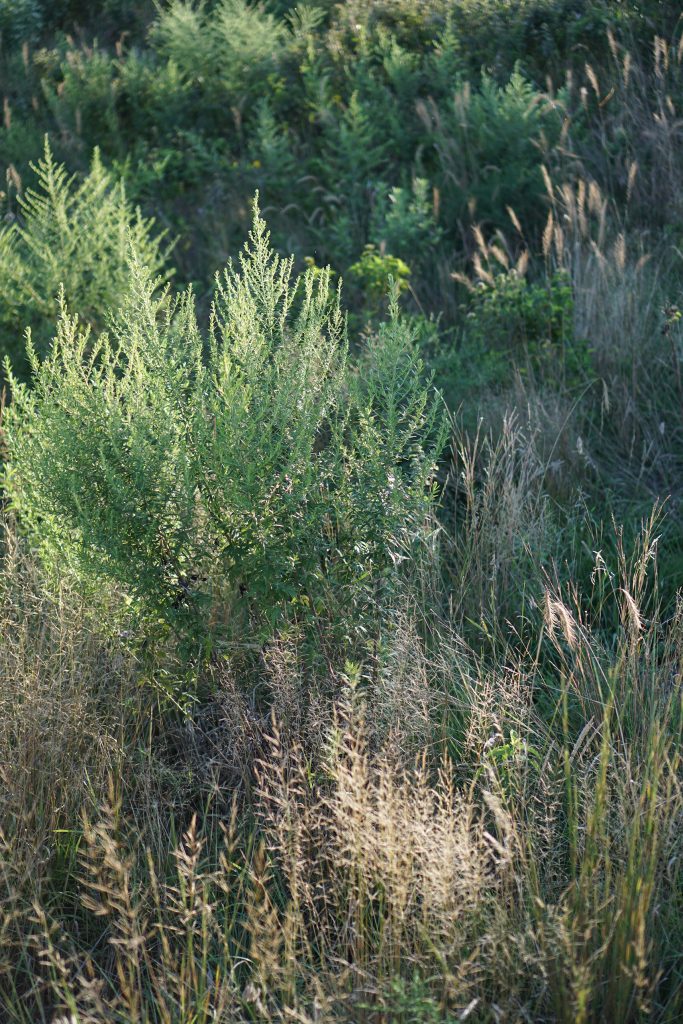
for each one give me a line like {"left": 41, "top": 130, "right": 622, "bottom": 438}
{"left": 0, "top": 488, "right": 680, "bottom": 1023}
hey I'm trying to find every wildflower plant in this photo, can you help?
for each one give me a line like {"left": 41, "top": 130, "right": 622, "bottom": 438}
{"left": 4, "top": 202, "right": 446, "bottom": 657}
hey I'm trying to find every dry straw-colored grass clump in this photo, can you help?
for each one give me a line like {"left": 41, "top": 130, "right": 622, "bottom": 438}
{"left": 0, "top": 496, "right": 680, "bottom": 1023}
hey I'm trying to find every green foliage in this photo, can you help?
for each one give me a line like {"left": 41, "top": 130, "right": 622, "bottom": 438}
{"left": 466, "top": 268, "right": 573, "bottom": 352}
{"left": 425, "top": 70, "right": 564, "bottom": 234}
{"left": 151, "top": 0, "right": 287, "bottom": 105}
{"left": 331, "top": 0, "right": 451, "bottom": 51}
{"left": 40, "top": 43, "right": 120, "bottom": 151}
{"left": 0, "top": 139, "right": 170, "bottom": 374}
{"left": 0, "top": 114, "right": 45, "bottom": 172}
{"left": 458, "top": 266, "right": 593, "bottom": 387}
{"left": 362, "top": 973, "right": 461, "bottom": 1023}
{"left": 347, "top": 245, "right": 411, "bottom": 314}
{"left": 248, "top": 98, "right": 296, "bottom": 186}
{"left": 371, "top": 178, "right": 442, "bottom": 271}
{"left": 0, "top": 0, "right": 41, "bottom": 48}
{"left": 316, "top": 91, "right": 391, "bottom": 265}
{"left": 39, "top": 0, "right": 155, "bottom": 33}
{"left": 4, "top": 204, "right": 445, "bottom": 657}
{"left": 426, "top": 265, "right": 591, "bottom": 412}
{"left": 0, "top": 0, "right": 678, "bottom": 311}
{"left": 2, "top": 0, "right": 634, "bottom": 304}
{"left": 444, "top": 0, "right": 617, "bottom": 80}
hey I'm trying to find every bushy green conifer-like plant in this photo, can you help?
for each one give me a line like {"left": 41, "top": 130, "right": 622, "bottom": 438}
{"left": 422, "top": 69, "right": 564, "bottom": 234}
{"left": 4, "top": 203, "right": 446, "bottom": 658}
{"left": 0, "top": 139, "right": 170, "bottom": 374}
{"left": 152, "top": 0, "right": 287, "bottom": 105}
{"left": 371, "top": 178, "right": 442, "bottom": 271}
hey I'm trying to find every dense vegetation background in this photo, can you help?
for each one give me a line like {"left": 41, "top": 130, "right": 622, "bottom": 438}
{"left": 0, "top": 1, "right": 682, "bottom": 1021}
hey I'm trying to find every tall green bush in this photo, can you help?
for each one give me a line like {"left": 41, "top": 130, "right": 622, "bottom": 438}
{"left": 424, "top": 70, "right": 564, "bottom": 235}
{"left": 4, "top": 204, "right": 446, "bottom": 657}
{"left": 0, "top": 139, "right": 170, "bottom": 374}
{"left": 151, "top": 0, "right": 287, "bottom": 106}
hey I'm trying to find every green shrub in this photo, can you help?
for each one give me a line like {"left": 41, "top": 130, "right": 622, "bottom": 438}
{"left": 371, "top": 177, "right": 443, "bottom": 271}
{"left": 151, "top": 0, "right": 287, "bottom": 106}
{"left": 248, "top": 98, "right": 296, "bottom": 185}
{"left": 4, "top": 203, "right": 445, "bottom": 658}
{"left": 426, "top": 261, "right": 591, "bottom": 413}
{"left": 424, "top": 69, "right": 565, "bottom": 235}
{"left": 467, "top": 267, "right": 573, "bottom": 351}
{"left": 361, "top": 972, "right": 461, "bottom": 1022}
{"left": 347, "top": 244, "right": 411, "bottom": 315}
{"left": 316, "top": 90, "right": 391, "bottom": 265}
{"left": 443, "top": 0, "right": 617, "bottom": 81}
{"left": 0, "top": 0, "right": 41, "bottom": 49}
{"left": 41, "top": 43, "right": 120, "bottom": 153}
{"left": 0, "top": 114, "right": 45, "bottom": 173}
{"left": 0, "top": 139, "right": 170, "bottom": 374}
{"left": 462, "top": 266, "right": 592, "bottom": 385}
{"left": 331, "top": 0, "right": 451, "bottom": 49}
{"left": 0, "top": 0, "right": 41, "bottom": 46}
{"left": 116, "top": 51, "right": 194, "bottom": 143}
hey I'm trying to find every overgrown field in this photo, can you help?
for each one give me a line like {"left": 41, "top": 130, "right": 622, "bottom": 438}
{"left": 0, "top": 1, "right": 682, "bottom": 1021}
